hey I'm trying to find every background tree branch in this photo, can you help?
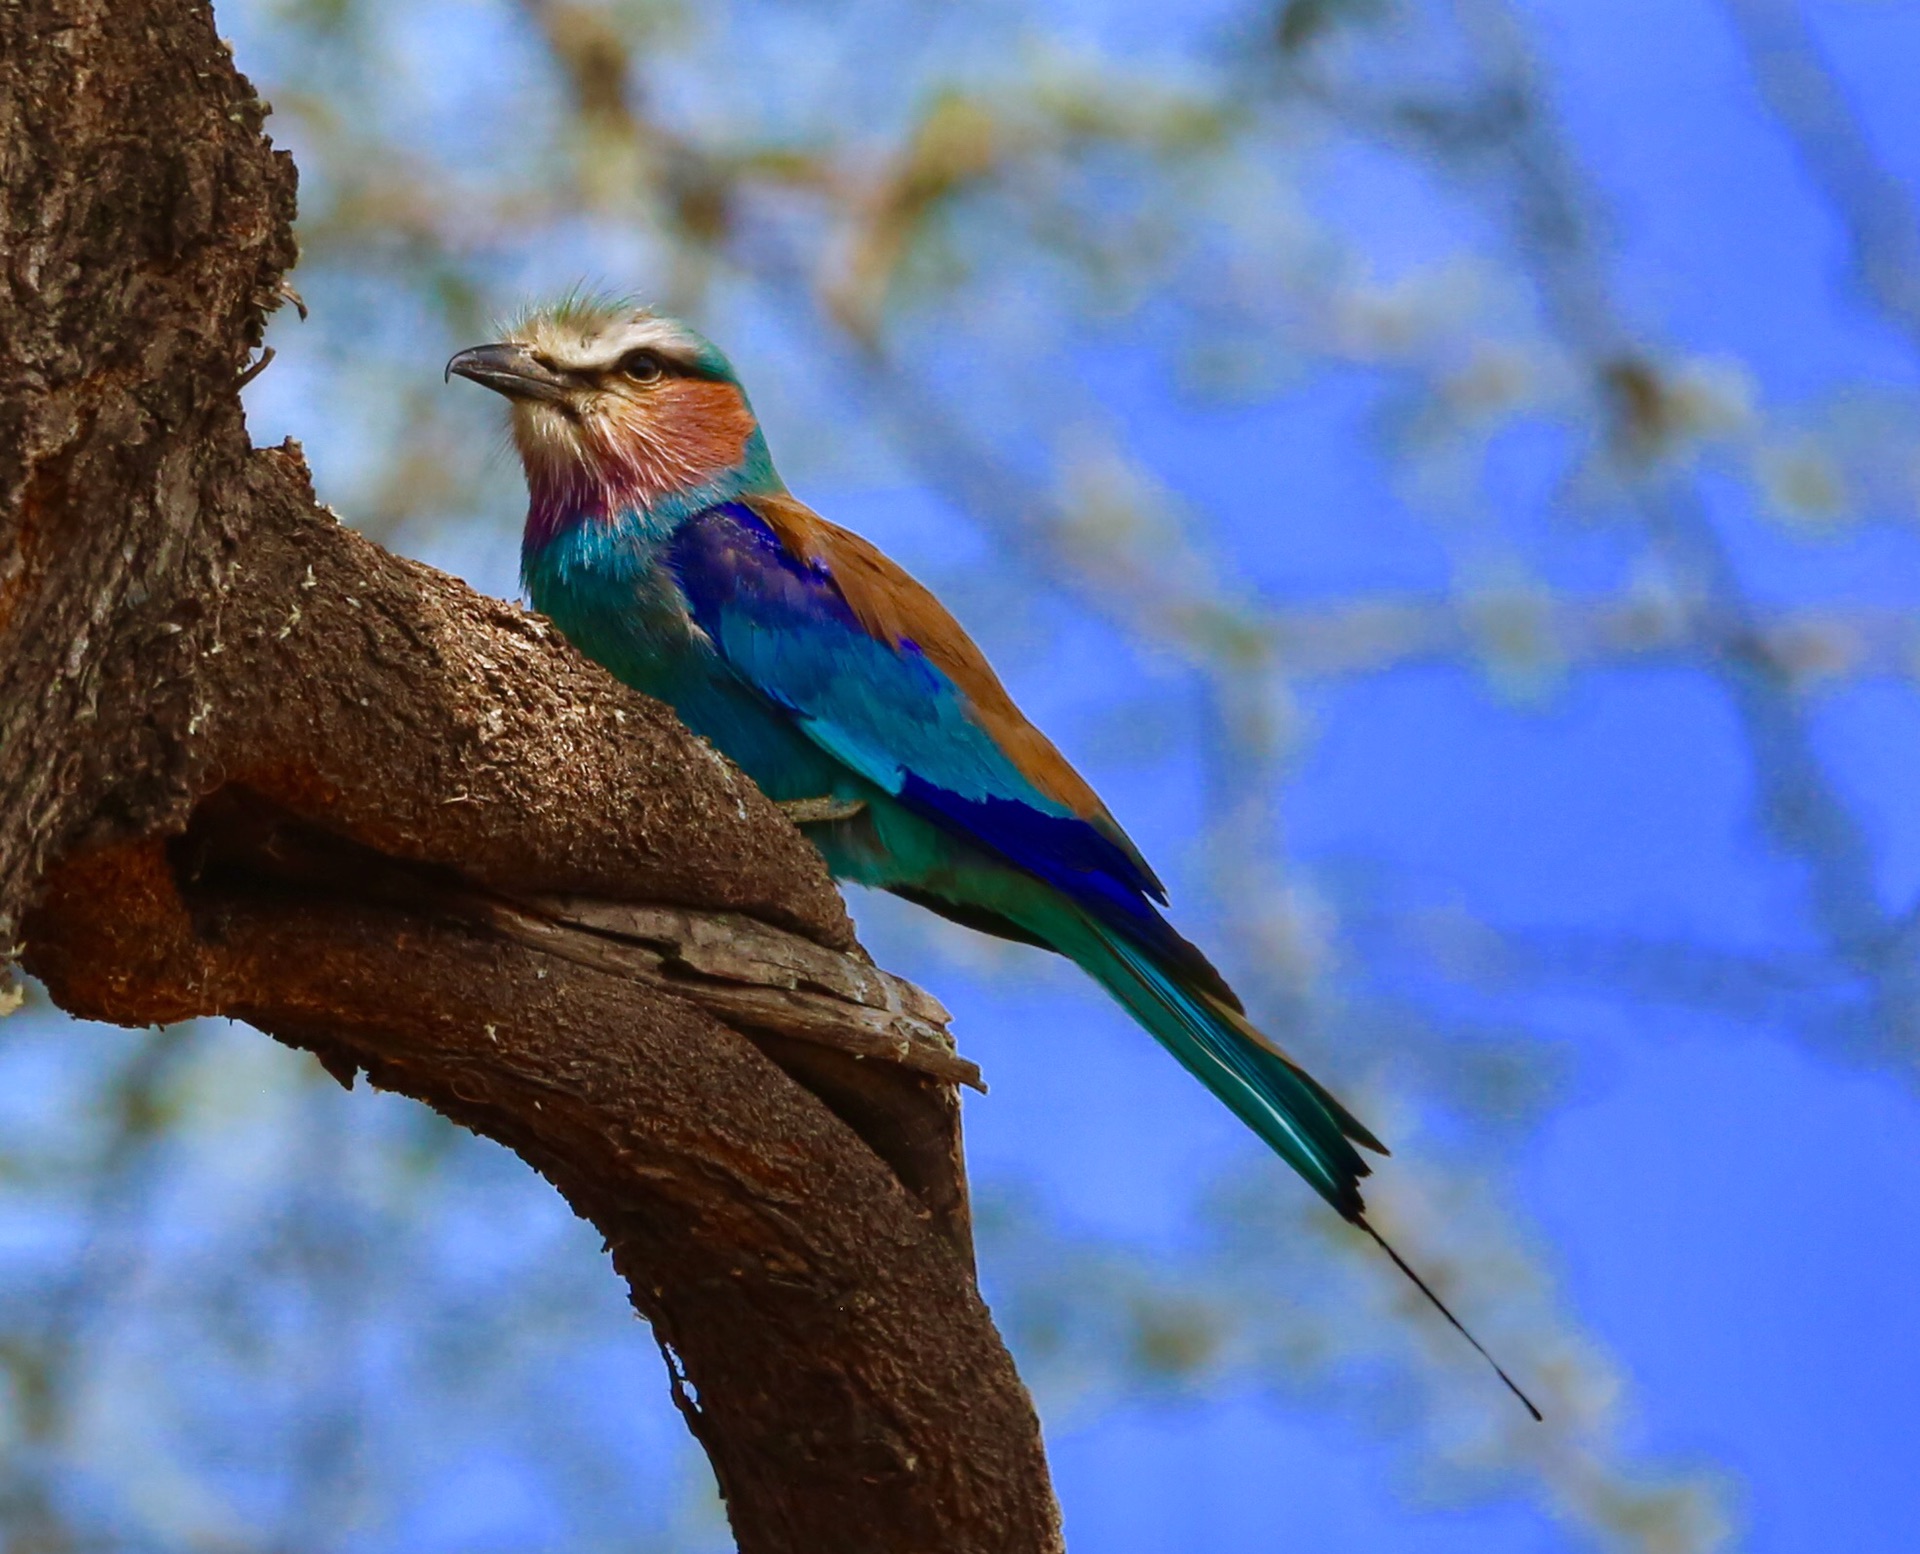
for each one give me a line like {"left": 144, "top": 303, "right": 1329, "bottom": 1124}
{"left": 0, "top": 3, "right": 1060, "bottom": 1550}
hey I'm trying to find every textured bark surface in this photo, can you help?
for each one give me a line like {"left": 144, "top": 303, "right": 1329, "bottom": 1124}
{"left": 0, "top": 3, "right": 1062, "bottom": 1550}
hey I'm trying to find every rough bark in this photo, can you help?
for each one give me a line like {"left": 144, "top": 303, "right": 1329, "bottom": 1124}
{"left": 0, "top": 3, "right": 1062, "bottom": 1550}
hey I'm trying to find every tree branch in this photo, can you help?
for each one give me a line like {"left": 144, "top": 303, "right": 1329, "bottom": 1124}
{"left": 0, "top": 2, "right": 1061, "bottom": 1548}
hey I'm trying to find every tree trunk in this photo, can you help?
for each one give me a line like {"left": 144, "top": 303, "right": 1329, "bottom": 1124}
{"left": 0, "top": 3, "right": 1062, "bottom": 1549}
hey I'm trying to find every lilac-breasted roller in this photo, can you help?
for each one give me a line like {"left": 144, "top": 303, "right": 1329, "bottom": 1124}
{"left": 450, "top": 300, "right": 1536, "bottom": 1415}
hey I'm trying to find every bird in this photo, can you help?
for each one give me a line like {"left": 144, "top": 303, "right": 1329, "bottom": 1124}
{"left": 449, "top": 299, "right": 1538, "bottom": 1418}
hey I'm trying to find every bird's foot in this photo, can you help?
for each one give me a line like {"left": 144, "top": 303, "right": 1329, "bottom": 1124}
{"left": 778, "top": 796, "right": 867, "bottom": 824}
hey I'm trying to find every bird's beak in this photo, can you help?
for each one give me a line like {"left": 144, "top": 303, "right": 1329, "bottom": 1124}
{"left": 445, "top": 342, "right": 575, "bottom": 403}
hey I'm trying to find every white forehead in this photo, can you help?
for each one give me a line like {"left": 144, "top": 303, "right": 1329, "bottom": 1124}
{"left": 518, "top": 310, "right": 706, "bottom": 371}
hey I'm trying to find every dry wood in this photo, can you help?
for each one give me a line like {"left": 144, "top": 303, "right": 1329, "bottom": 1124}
{"left": 0, "top": 2, "right": 1062, "bottom": 1548}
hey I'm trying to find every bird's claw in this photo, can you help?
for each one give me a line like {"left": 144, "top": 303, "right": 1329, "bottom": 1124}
{"left": 778, "top": 796, "right": 866, "bottom": 824}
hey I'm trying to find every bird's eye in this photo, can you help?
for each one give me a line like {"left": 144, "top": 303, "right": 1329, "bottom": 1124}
{"left": 617, "top": 349, "right": 664, "bottom": 383}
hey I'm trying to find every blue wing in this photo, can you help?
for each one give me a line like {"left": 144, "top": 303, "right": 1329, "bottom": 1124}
{"left": 668, "top": 502, "right": 1169, "bottom": 931}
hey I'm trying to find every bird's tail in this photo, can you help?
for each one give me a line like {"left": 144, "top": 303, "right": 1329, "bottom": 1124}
{"left": 1050, "top": 905, "right": 1542, "bottom": 1421}
{"left": 1048, "top": 907, "right": 1381, "bottom": 1218}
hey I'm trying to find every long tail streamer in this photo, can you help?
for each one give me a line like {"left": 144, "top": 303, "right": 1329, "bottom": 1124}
{"left": 1061, "top": 906, "right": 1544, "bottom": 1421}
{"left": 1359, "top": 1216, "right": 1544, "bottom": 1421}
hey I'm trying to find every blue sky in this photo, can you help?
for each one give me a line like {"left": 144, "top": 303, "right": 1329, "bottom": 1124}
{"left": 11, "top": 1, "right": 1920, "bottom": 1549}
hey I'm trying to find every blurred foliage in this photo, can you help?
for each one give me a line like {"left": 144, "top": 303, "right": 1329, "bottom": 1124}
{"left": 8, "top": 0, "right": 1920, "bottom": 1547}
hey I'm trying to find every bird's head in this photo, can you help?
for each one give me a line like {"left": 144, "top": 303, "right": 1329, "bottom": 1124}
{"left": 448, "top": 300, "right": 776, "bottom": 523}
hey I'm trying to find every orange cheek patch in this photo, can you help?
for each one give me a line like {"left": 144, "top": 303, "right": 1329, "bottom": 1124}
{"left": 653, "top": 379, "right": 757, "bottom": 482}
